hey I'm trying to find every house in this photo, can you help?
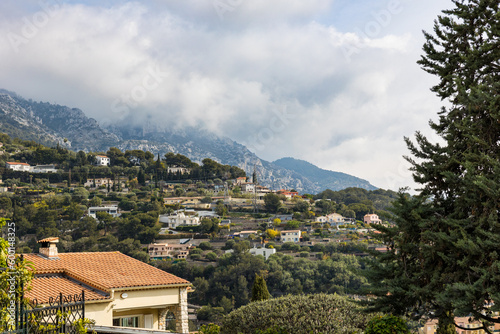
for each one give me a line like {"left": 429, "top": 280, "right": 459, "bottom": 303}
{"left": 88, "top": 205, "right": 120, "bottom": 218}
{"left": 241, "top": 183, "right": 256, "bottom": 193}
{"left": 25, "top": 238, "right": 191, "bottom": 333}
{"left": 167, "top": 166, "right": 191, "bottom": 175}
{"left": 95, "top": 155, "right": 110, "bottom": 166}
{"left": 31, "top": 164, "right": 58, "bottom": 173}
{"left": 84, "top": 178, "right": 114, "bottom": 188}
{"left": 159, "top": 211, "right": 200, "bottom": 229}
{"left": 421, "top": 316, "right": 496, "bottom": 334}
{"left": 148, "top": 242, "right": 192, "bottom": 260}
{"left": 249, "top": 247, "right": 276, "bottom": 260}
{"left": 238, "top": 230, "right": 259, "bottom": 239}
{"left": 316, "top": 213, "right": 345, "bottom": 225}
{"left": 6, "top": 162, "right": 31, "bottom": 171}
{"left": 364, "top": 213, "right": 382, "bottom": 225}
{"left": 280, "top": 230, "right": 301, "bottom": 243}
{"left": 277, "top": 189, "right": 299, "bottom": 199}
{"left": 234, "top": 177, "right": 247, "bottom": 185}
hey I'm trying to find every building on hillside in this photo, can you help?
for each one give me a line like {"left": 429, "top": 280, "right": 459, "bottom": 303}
{"left": 280, "top": 230, "right": 301, "bottom": 243}
{"left": 167, "top": 166, "right": 191, "bottom": 175}
{"left": 88, "top": 205, "right": 120, "bottom": 218}
{"left": 421, "top": 316, "right": 497, "bottom": 334}
{"left": 316, "top": 213, "right": 345, "bottom": 225}
{"left": 84, "top": 178, "right": 114, "bottom": 188}
{"left": 234, "top": 177, "right": 247, "bottom": 185}
{"left": 249, "top": 247, "right": 276, "bottom": 260}
{"left": 237, "top": 230, "right": 259, "bottom": 239}
{"left": 364, "top": 213, "right": 382, "bottom": 225}
{"left": 5, "top": 162, "right": 31, "bottom": 171}
{"left": 31, "top": 164, "right": 58, "bottom": 173}
{"left": 95, "top": 155, "right": 110, "bottom": 166}
{"left": 148, "top": 242, "right": 192, "bottom": 260}
{"left": 159, "top": 211, "right": 200, "bottom": 229}
{"left": 241, "top": 183, "right": 256, "bottom": 193}
{"left": 277, "top": 189, "right": 299, "bottom": 199}
{"left": 25, "top": 237, "right": 191, "bottom": 333}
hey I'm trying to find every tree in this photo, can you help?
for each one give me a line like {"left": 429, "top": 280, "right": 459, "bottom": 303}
{"left": 250, "top": 274, "right": 270, "bottom": 302}
{"left": 263, "top": 194, "right": 281, "bottom": 213}
{"left": 368, "top": 1, "right": 500, "bottom": 332}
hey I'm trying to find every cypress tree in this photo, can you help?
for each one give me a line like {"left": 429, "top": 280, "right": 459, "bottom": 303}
{"left": 251, "top": 274, "right": 271, "bottom": 302}
{"left": 367, "top": 0, "right": 499, "bottom": 332}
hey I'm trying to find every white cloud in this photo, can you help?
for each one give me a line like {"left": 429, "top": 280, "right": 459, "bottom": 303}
{"left": 0, "top": 0, "right": 451, "bottom": 190}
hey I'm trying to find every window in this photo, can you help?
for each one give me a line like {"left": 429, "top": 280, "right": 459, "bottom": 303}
{"left": 113, "top": 316, "right": 140, "bottom": 327}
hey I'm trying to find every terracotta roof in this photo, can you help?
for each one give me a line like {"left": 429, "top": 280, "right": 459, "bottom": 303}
{"left": 38, "top": 237, "right": 59, "bottom": 243}
{"left": 6, "top": 162, "right": 30, "bottom": 165}
{"left": 96, "top": 155, "right": 108, "bottom": 158}
{"left": 25, "top": 252, "right": 190, "bottom": 291}
{"left": 27, "top": 275, "right": 109, "bottom": 304}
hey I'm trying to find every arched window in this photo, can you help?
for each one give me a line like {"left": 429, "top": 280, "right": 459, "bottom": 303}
{"left": 165, "top": 310, "right": 176, "bottom": 331}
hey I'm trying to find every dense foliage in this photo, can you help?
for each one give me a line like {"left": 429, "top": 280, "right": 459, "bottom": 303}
{"left": 221, "top": 294, "right": 372, "bottom": 334}
{"left": 368, "top": 0, "right": 500, "bottom": 331}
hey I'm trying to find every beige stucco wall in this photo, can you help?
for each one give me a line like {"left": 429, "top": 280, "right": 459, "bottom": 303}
{"left": 85, "top": 287, "right": 182, "bottom": 329}
{"left": 86, "top": 302, "right": 113, "bottom": 326}
{"left": 112, "top": 287, "right": 179, "bottom": 310}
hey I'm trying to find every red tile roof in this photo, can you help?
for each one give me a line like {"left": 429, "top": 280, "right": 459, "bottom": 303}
{"left": 6, "top": 162, "right": 30, "bottom": 165}
{"left": 27, "top": 276, "right": 109, "bottom": 304}
{"left": 25, "top": 252, "right": 190, "bottom": 291}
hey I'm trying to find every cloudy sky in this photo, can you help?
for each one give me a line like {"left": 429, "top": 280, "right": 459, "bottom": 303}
{"left": 0, "top": 0, "right": 452, "bottom": 191}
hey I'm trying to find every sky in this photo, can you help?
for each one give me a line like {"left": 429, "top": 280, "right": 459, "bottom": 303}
{"left": 0, "top": 0, "right": 453, "bottom": 191}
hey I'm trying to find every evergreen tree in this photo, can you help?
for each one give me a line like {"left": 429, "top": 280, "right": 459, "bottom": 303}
{"left": 367, "top": 0, "right": 499, "bottom": 332}
{"left": 251, "top": 274, "right": 271, "bottom": 302}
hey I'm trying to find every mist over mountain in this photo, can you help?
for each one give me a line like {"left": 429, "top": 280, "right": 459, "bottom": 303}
{"left": 0, "top": 89, "right": 378, "bottom": 193}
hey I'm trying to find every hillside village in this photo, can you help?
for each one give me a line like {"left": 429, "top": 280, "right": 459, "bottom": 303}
{"left": 1, "top": 133, "right": 495, "bottom": 334}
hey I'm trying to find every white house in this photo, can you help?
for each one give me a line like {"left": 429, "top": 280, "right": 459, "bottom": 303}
{"left": 88, "top": 205, "right": 120, "bottom": 218}
{"left": 159, "top": 212, "right": 200, "bottom": 229}
{"left": 280, "top": 230, "right": 301, "bottom": 243}
{"left": 95, "top": 155, "right": 110, "bottom": 166}
{"left": 249, "top": 247, "right": 276, "bottom": 260}
{"left": 6, "top": 162, "right": 31, "bottom": 171}
{"left": 316, "top": 213, "right": 345, "bottom": 225}
{"left": 167, "top": 166, "right": 191, "bottom": 175}
{"left": 241, "top": 183, "right": 256, "bottom": 193}
{"left": 31, "top": 164, "right": 58, "bottom": 173}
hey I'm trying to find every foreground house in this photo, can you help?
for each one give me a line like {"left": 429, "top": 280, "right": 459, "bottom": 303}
{"left": 25, "top": 238, "right": 191, "bottom": 333}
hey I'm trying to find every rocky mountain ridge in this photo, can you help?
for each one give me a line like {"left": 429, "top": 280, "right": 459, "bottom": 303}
{"left": 0, "top": 89, "right": 378, "bottom": 193}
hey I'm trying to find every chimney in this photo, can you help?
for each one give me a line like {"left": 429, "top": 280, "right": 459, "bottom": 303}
{"left": 38, "top": 237, "right": 59, "bottom": 259}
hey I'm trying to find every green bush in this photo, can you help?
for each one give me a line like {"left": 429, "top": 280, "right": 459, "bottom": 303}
{"left": 365, "top": 315, "right": 410, "bottom": 334}
{"left": 221, "top": 294, "right": 371, "bottom": 334}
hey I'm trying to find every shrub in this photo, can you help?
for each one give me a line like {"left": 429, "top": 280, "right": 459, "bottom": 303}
{"left": 221, "top": 294, "right": 372, "bottom": 334}
{"left": 365, "top": 315, "right": 410, "bottom": 334}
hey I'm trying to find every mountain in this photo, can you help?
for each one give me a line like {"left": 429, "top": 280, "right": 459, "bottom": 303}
{"left": 273, "top": 157, "right": 377, "bottom": 191}
{"left": 0, "top": 89, "right": 378, "bottom": 193}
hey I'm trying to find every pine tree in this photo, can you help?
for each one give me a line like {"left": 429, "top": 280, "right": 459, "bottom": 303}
{"left": 251, "top": 274, "right": 271, "bottom": 302}
{"left": 367, "top": 0, "right": 499, "bottom": 332}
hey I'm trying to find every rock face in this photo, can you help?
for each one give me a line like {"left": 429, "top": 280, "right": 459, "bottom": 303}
{"left": 0, "top": 89, "right": 377, "bottom": 193}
